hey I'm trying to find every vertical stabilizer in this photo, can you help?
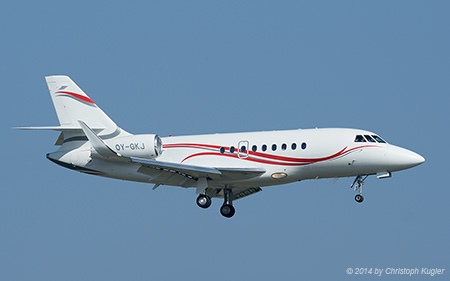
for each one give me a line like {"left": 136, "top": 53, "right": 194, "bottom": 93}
{"left": 45, "top": 76, "right": 126, "bottom": 139}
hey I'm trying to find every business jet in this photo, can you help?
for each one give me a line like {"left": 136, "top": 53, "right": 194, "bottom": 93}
{"left": 18, "top": 76, "right": 425, "bottom": 218}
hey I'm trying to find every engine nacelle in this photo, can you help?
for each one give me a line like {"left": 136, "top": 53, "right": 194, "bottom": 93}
{"left": 105, "top": 134, "right": 163, "bottom": 159}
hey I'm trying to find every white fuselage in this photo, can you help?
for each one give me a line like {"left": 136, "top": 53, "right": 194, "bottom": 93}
{"left": 48, "top": 127, "right": 424, "bottom": 190}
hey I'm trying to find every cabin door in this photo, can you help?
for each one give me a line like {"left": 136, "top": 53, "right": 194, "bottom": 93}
{"left": 237, "top": 140, "right": 249, "bottom": 159}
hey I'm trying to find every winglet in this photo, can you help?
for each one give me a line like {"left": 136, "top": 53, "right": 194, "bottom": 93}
{"left": 78, "top": 120, "right": 120, "bottom": 158}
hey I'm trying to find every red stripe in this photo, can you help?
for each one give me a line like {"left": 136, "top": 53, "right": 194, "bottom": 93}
{"left": 56, "top": 91, "right": 95, "bottom": 104}
{"left": 181, "top": 152, "right": 311, "bottom": 166}
{"left": 163, "top": 143, "right": 222, "bottom": 150}
{"left": 173, "top": 143, "right": 381, "bottom": 166}
{"left": 249, "top": 147, "right": 347, "bottom": 163}
{"left": 165, "top": 143, "right": 379, "bottom": 163}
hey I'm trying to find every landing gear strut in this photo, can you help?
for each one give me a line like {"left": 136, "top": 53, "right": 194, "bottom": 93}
{"left": 351, "top": 175, "right": 368, "bottom": 203}
{"left": 220, "top": 188, "right": 235, "bottom": 218}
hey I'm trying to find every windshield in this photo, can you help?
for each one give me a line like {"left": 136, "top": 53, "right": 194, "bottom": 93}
{"left": 355, "top": 134, "right": 387, "bottom": 143}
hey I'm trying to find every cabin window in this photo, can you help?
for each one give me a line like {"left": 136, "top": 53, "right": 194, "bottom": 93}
{"left": 355, "top": 135, "right": 366, "bottom": 142}
{"left": 230, "top": 146, "right": 235, "bottom": 153}
{"left": 301, "top": 142, "right": 307, "bottom": 150}
{"left": 281, "top": 143, "right": 287, "bottom": 151}
{"left": 372, "top": 135, "right": 386, "bottom": 143}
{"left": 262, "top": 144, "right": 267, "bottom": 151}
{"left": 364, "top": 135, "right": 376, "bottom": 143}
{"left": 272, "top": 144, "right": 277, "bottom": 151}
{"left": 220, "top": 147, "right": 225, "bottom": 154}
{"left": 252, "top": 145, "right": 257, "bottom": 152}
{"left": 291, "top": 143, "right": 297, "bottom": 150}
{"left": 241, "top": 145, "right": 247, "bottom": 153}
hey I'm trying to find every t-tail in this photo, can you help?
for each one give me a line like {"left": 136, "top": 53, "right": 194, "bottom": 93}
{"left": 18, "top": 75, "right": 130, "bottom": 146}
{"left": 17, "top": 75, "right": 162, "bottom": 173}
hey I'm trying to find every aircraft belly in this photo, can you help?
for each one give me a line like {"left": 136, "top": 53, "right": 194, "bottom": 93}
{"left": 88, "top": 160, "right": 152, "bottom": 183}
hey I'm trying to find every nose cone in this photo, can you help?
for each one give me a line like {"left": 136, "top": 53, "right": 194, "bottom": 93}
{"left": 388, "top": 145, "right": 425, "bottom": 172}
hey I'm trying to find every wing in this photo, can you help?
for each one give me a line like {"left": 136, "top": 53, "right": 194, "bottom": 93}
{"left": 78, "top": 121, "right": 266, "bottom": 193}
{"left": 131, "top": 157, "right": 264, "bottom": 179}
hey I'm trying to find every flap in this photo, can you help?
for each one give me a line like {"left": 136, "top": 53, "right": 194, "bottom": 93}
{"left": 216, "top": 167, "right": 266, "bottom": 181}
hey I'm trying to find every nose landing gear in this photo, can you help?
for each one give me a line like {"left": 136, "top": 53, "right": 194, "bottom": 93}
{"left": 355, "top": 194, "right": 364, "bottom": 203}
{"left": 351, "top": 175, "right": 368, "bottom": 203}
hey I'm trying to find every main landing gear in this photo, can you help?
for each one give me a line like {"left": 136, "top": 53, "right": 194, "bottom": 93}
{"left": 351, "top": 175, "right": 368, "bottom": 203}
{"left": 196, "top": 188, "right": 236, "bottom": 218}
{"left": 220, "top": 188, "right": 235, "bottom": 218}
{"left": 196, "top": 194, "right": 212, "bottom": 209}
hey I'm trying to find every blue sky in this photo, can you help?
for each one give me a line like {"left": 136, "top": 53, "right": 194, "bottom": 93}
{"left": 2, "top": 1, "right": 449, "bottom": 280}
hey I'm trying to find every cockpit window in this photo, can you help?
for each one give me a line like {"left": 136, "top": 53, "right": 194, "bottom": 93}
{"left": 372, "top": 135, "right": 386, "bottom": 143}
{"left": 364, "top": 135, "right": 376, "bottom": 143}
{"left": 355, "top": 135, "right": 366, "bottom": 142}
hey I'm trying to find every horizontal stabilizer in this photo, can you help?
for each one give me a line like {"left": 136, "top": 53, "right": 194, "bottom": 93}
{"left": 15, "top": 126, "right": 105, "bottom": 131}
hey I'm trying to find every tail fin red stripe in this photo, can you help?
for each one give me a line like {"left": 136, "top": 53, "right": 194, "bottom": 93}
{"left": 55, "top": 91, "right": 95, "bottom": 104}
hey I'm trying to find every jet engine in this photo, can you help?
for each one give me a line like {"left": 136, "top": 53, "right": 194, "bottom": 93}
{"left": 104, "top": 134, "right": 163, "bottom": 159}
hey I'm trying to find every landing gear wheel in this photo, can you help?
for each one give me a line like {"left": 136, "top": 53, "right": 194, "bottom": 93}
{"left": 355, "top": 194, "right": 364, "bottom": 203}
{"left": 220, "top": 204, "right": 235, "bottom": 218}
{"left": 196, "top": 195, "right": 212, "bottom": 209}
